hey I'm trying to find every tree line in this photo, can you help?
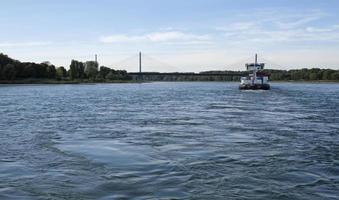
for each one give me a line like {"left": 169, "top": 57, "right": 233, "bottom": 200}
{"left": 129, "top": 72, "right": 243, "bottom": 81}
{"left": 200, "top": 69, "right": 339, "bottom": 81}
{"left": 0, "top": 53, "right": 131, "bottom": 82}
{"left": 130, "top": 68, "right": 339, "bottom": 82}
{"left": 263, "top": 69, "right": 339, "bottom": 81}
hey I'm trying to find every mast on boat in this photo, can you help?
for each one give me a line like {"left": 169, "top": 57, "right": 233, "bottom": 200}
{"left": 252, "top": 54, "right": 258, "bottom": 86}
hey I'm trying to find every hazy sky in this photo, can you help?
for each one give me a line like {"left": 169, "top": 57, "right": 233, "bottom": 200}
{"left": 1, "top": 0, "right": 339, "bottom": 72}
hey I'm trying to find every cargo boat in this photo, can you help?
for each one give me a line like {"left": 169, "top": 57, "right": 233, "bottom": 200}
{"left": 239, "top": 54, "right": 270, "bottom": 90}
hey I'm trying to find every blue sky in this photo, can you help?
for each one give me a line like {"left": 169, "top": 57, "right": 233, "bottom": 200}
{"left": 1, "top": 0, "right": 339, "bottom": 72}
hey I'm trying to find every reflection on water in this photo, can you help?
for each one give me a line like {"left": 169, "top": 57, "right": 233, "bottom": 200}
{"left": 0, "top": 82, "right": 339, "bottom": 199}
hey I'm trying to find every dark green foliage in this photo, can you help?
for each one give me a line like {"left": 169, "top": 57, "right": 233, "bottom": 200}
{"left": 0, "top": 53, "right": 16, "bottom": 80}
{"left": 0, "top": 53, "right": 59, "bottom": 80}
{"left": 85, "top": 61, "right": 98, "bottom": 80}
{"left": 0, "top": 53, "right": 131, "bottom": 82}
{"left": 99, "top": 66, "right": 111, "bottom": 79}
{"left": 103, "top": 68, "right": 130, "bottom": 80}
{"left": 56, "top": 67, "right": 67, "bottom": 80}
{"left": 322, "top": 69, "right": 333, "bottom": 80}
{"left": 0, "top": 53, "right": 15, "bottom": 66}
{"left": 331, "top": 72, "right": 339, "bottom": 80}
{"left": 263, "top": 68, "right": 339, "bottom": 81}
{"left": 132, "top": 68, "right": 339, "bottom": 82}
{"left": 47, "top": 65, "right": 56, "bottom": 79}
{"left": 69, "top": 60, "right": 85, "bottom": 80}
{"left": 2, "top": 64, "right": 16, "bottom": 80}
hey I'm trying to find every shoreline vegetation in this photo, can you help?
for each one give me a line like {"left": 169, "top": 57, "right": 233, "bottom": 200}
{"left": 1, "top": 53, "right": 339, "bottom": 84}
{"left": 0, "top": 79, "right": 139, "bottom": 84}
{"left": 0, "top": 80, "right": 338, "bottom": 85}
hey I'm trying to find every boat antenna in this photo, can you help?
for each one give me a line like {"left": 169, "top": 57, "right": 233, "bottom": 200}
{"left": 252, "top": 54, "right": 257, "bottom": 86}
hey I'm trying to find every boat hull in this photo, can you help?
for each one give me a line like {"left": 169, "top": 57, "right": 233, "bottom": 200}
{"left": 239, "top": 84, "right": 270, "bottom": 90}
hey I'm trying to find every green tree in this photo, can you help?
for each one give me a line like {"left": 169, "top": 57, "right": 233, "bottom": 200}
{"left": 99, "top": 66, "right": 111, "bottom": 79}
{"left": 69, "top": 60, "right": 85, "bottom": 79}
{"left": 0, "top": 65, "right": 2, "bottom": 80}
{"left": 2, "top": 64, "right": 16, "bottom": 80}
{"left": 46, "top": 65, "right": 56, "bottom": 79}
{"left": 56, "top": 67, "right": 67, "bottom": 80}
{"left": 330, "top": 72, "right": 339, "bottom": 80}
{"left": 291, "top": 70, "right": 302, "bottom": 80}
{"left": 0, "top": 53, "right": 14, "bottom": 66}
{"left": 309, "top": 72, "right": 318, "bottom": 80}
{"left": 106, "top": 71, "right": 115, "bottom": 80}
{"left": 69, "top": 60, "right": 78, "bottom": 79}
{"left": 22, "top": 64, "right": 36, "bottom": 78}
{"left": 322, "top": 69, "right": 333, "bottom": 80}
{"left": 85, "top": 61, "right": 98, "bottom": 80}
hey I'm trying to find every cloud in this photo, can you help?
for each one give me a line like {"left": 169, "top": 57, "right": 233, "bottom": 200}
{"left": 99, "top": 35, "right": 143, "bottom": 43}
{"left": 221, "top": 27, "right": 339, "bottom": 43}
{"left": 274, "top": 14, "right": 324, "bottom": 29}
{"left": 147, "top": 31, "right": 209, "bottom": 42}
{"left": 216, "top": 22, "right": 256, "bottom": 32}
{"left": 217, "top": 10, "right": 339, "bottom": 43}
{"left": 305, "top": 25, "right": 339, "bottom": 33}
{"left": 99, "top": 31, "right": 210, "bottom": 44}
{"left": 238, "top": 9, "right": 327, "bottom": 29}
{"left": 0, "top": 41, "right": 52, "bottom": 47}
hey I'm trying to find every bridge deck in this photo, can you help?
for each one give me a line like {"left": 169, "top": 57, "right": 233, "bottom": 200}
{"left": 128, "top": 72, "right": 246, "bottom": 76}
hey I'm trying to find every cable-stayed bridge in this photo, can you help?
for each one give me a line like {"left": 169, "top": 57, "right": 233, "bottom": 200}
{"left": 106, "top": 52, "right": 283, "bottom": 80}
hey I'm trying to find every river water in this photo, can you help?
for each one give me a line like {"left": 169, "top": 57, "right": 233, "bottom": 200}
{"left": 0, "top": 82, "right": 338, "bottom": 199}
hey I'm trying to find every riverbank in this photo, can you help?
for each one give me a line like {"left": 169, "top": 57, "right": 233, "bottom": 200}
{"left": 1, "top": 79, "right": 338, "bottom": 84}
{"left": 0, "top": 79, "right": 140, "bottom": 84}
{"left": 271, "top": 80, "right": 339, "bottom": 83}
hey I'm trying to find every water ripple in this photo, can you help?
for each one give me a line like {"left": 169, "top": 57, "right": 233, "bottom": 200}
{"left": 0, "top": 82, "right": 338, "bottom": 199}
